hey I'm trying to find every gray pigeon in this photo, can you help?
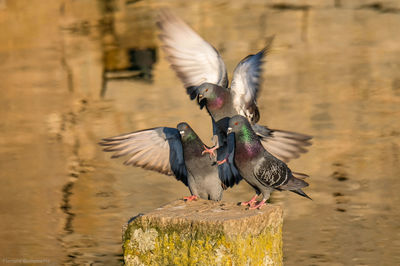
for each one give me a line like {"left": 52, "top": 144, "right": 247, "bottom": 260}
{"left": 221, "top": 115, "right": 311, "bottom": 209}
{"left": 157, "top": 10, "right": 312, "bottom": 164}
{"left": 99, "top": 123, "right": 226, "bottom": 201}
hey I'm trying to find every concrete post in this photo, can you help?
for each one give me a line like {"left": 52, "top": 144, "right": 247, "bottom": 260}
{"left": 123, "top": 199, "right": 283, "bottom": 265}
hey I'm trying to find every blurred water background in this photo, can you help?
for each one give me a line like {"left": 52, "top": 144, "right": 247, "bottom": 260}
{"left": 0, "top": 0, "right": 400, "bottom": 265}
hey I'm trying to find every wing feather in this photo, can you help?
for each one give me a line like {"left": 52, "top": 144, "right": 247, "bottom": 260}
{"left": 99, "top": 127, "right": 188, "bottom": 185}
{"left": 253, "top": 154, "right": 289, "bottom": 187}
{"left": 253, "top": 125, "right": 313, "bottom": 163}
{"left": 230, "top": 36, "right": 275, "bottom": 123}
{"left": 157, "top": 9, "right": 228, "bottom": 91}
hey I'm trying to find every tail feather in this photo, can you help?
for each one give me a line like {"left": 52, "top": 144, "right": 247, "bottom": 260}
{"left": 253, "top": 125, "right": 312, "bottom": 163}
{"left": 280, "top": 176, "right": 309, "bottom": 190}
{"left": 291, "top": 189, "right": 312, "bottom": 200}
{"left": 279, "top": 175, "right": 311, "bottom": 199}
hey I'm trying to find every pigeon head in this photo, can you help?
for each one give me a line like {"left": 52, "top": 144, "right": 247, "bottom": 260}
{"left": 197, "top": 83, "right": 217, "bottom": 99}
{"left": 197, "top": 83, "right": 225, "bottom": 109}
{"left": 177, "top": 122, "right": 198, "bottom": 142}
{"left": 228, "top": 115, "right": 259, "bottom": 143}
{"left": 228, "top": 115, "right": 250, "bottom": 133}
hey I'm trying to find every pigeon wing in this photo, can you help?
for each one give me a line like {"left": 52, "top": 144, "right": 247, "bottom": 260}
{"left": 100, "top": 127, "right": 188, "bottom": 186}
{"left": 252, "top": 124, "right": 312, "bottom": 163}
{"left": 157, "top": 9, "right": 228, "bottom": 100}
{"left": 218, "top": 132, "right": 242, "bottom": 188}
{"left": 230, "top": 36, "right": 274, "bottom": 123}
{"left": 252, "top": 153, "right": 290, "bottom": 188}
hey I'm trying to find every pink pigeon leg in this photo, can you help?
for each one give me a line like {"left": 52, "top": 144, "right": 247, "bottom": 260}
{"left": 183, "top": 195, "right": 198, "bottom": 202}
{"left": 249, "top": 199, "right": 267, "bottom": 210}
{"left": 201, "top": 135, "right": 219, "bottom": 159}
{"left": 241, "top": 194, "right": 258, "bottom": 206}
{"left": 201, "top": 145, "right": 218, "bottom": 158}
{"left": 217, "top": 158, "right": 227, "bottom": 165}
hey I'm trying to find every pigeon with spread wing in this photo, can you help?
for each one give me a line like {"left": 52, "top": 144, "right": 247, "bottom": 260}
{"left": 100, "top": 123, "right": 240, "bottom": 201}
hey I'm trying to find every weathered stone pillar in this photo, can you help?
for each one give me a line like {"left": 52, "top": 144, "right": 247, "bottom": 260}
{"left": 123, "top": 199, "right": 283, "bottom": 265}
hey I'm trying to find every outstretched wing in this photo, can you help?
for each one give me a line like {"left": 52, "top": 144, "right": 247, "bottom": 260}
{"left": 230, "top": 36, "right": 274, "bottom": 123}
{"left": 157, "top": 9, "right": 228, "bottom": 100}
{"left": 99, "top": 127, "right": 188, "bottom": 186}
{"left": 252, "top": 124, "right": 313, "bottom": 163}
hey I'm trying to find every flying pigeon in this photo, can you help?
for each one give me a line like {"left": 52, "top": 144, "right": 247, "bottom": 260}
{"left": 221, "top": 115, "right": 311, "bottom": 209}
{"left": 99, "top": 122, "right": 238, "bottom": 201}
{"left": 157, "top": 10, "right": 312, "bottom": 165}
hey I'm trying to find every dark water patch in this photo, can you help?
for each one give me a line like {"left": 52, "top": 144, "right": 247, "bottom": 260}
{"left": 60, "top": 181, "right": 76, "bottom": 235}
{"left": 331, "top": 170, "right": 349, "bottom": 182}
{"left": 60, "top": 40, "right": 74, "bottom": 93}
{"left": 97, "top": 0, "right": 118, "bottom": 13}
{"left": 359, "top": 2, "right": 400, "bottom": 13}
{"left": 104, "top": 48, "right": 157, "bottom": 77}
{"left": 270, "top": 3, "right": 310, "bottom": 11}
{"left": 392, "top": 79, "right": 400, "bottom": 96}
{"left": 96, "top": 191, "right": 114, "bottom": 197}
{"left": 99, "top": 204, "right": 118, "bottom": 210}
{"left": 332, "top": 162, "right": 344, "bottom": 167}
{"left": 101, "top": 47, "right": 157, "bottom": 97}
{"left": 309, "top": 253, "right": 329, "bottom": 263}
{"left": 61, "top": 20, "right": 92, "bottom": 36}
{"left": 126, "top": 0, "right": 142, "bottom": 5}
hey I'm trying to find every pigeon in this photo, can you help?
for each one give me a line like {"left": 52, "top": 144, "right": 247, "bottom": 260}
{"left": 99, "top": 122, "right": 230, "bottom": 201}
{"left": 221, "top": 115, "right": 311, "bottom": 209}
{"left": 157, "top": 10, "right": 312, "bottom": 166}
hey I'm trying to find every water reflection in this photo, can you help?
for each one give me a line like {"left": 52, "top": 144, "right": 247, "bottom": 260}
{"left": 0, "top": 0, "right": 400, "bottom": 265}
{"left": 102, "top": 47, "right": 157, "bottom": 97}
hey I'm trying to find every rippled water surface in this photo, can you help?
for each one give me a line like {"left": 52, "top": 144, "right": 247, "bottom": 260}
{"left": 1, "top": 0, "right": 400, "bottom": 265}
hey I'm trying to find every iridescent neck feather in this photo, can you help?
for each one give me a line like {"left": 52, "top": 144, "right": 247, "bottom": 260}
{"left": 207, "top": 87, "right": 227, "bottom": 110}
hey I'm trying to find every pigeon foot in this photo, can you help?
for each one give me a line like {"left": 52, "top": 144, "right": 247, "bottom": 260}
{"left": 183, "top": 195, "right": 199, "bottom": 202}
{"left": 202, "top": 145, "right": 217, "bottom": 158}
{"left": 241, "top": 194, "right": 258, "bottom": 207}
{"left": 249, "top": 199, "right": 267, "bottom": 209}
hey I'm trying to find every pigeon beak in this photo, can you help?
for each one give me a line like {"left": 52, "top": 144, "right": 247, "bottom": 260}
{"left": 197, "top": 94, "right": 206, "bottom": 106}
{"left": 227, "top": 127, "right": 232, "bottom": 134}
{"left": 179, "top": 130, "right": 185, "bottom": 136}
{"left": 197, "top": 94, "right": 204, "bottom": 104}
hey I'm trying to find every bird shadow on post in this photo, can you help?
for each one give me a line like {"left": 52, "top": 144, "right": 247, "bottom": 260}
{"left": 122, "top": 199, "right": 283, "bottom": 265}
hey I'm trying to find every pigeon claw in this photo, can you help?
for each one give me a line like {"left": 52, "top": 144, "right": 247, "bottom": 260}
{"left": 202, "top": 145, "right": 217, "bottom": 158}
{"left": 249, "top": 199, "right": 267, "bottom": 210}
{"left": 183, "top": 195, "right": 199, "bottom": 202}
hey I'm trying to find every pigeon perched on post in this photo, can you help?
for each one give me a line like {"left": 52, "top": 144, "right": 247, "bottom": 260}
{"left": 157, "top": 10, "right": 312, "bottom": 165}
{"left": 99, "top": 123, "right": 235, "bottom": 201}
{"left": 221, "top": 115, "right": 311, "bottom": 209}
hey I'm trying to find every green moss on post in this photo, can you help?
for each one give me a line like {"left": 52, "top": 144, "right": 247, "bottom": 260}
{"left": 123, "top": 199, "right": 283, "bottom": 265}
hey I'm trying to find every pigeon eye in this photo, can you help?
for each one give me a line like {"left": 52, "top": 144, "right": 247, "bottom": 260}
{"left": 234, "top": 122, "right": 238, "bottom": 125}
{"left": 205, "top": 89, "right": 208, "bottom": 92}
